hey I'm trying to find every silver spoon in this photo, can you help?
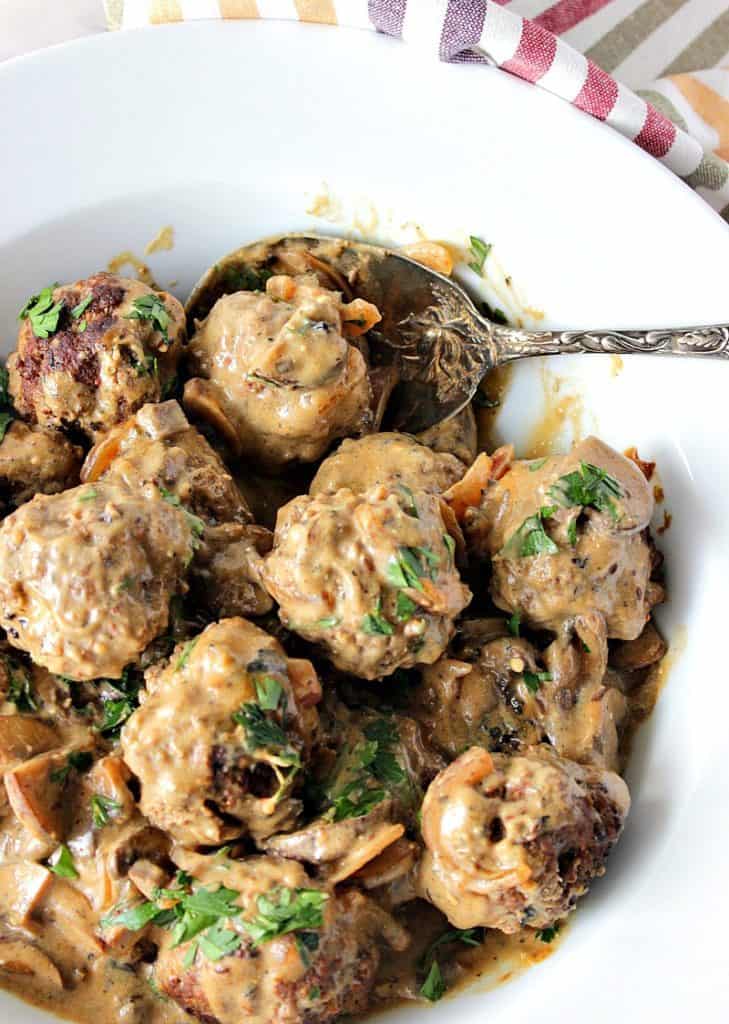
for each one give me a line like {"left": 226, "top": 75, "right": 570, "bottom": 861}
{"left": 187, "top": 232, "right": 729, "bottom": 434}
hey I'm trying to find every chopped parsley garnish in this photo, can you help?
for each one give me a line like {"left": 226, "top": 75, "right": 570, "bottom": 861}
{"left": 161, "top": 374, "right": 178, "bottom": 399}
{"left": 420, "top": 961, "right": 445, "bottom": 1002}
{"left": 50, "top": 749, "right": 93, "bottom": 784}
{"left": 467, "top": 235, "right": 492, "bottom": 275}
{"left": 522, "top": 670, "right": 552, "bottom": 694}
{"left": 567, "top": 517, "right": 578, "bottom": 546}
{"left": 223, "top": 265, "right": 272, "bottom": 293}
{"left": 549, "top": 461, "right": 622, "bottom": 524}
{"left": 91, "top": 794, "right": 122, "bottom": 828}
{"left": 395, "top": 591, "right": 417, "bottom": 623}
{"left": 295, "top": 930, "right": 320, "bottom": 967}
{"left": 175, "top": 638, "right": 198, "bottom": 672}
{"left": 232, "top": 703, "right": 299, "bottom": 766}
{"left": 78, "top": 486, "right": 98, "bottom": 502}
{"left": 325, "top": 718, "right": 408, "bottom": 822}
{"left": 418, "top": 927, "right": 483, "bottom": 1002}
{"left": 315, "top": 616, "right": 339, "bottom": 629}
{"left": 19, "top": 285, "right": 64, "bottom": 339}
{"left": 443, "top": 533, "right": 456, "bottom": 560}
{"left": 5, "top": 659, "right": 37, "bottom": 712}
{"left": 71, "top": 293, "right": 93, "bottom": 318}
{"left": 254, "top": 676, "right": 283, "bottom": 711}
{"left": 48, "top": 844, "right": 78, "bottom": 879}
{"left": 240, "top": 887, "right": 328, "bottom": 947}
{"left": 158, "top": 486, "right": 205, "bottom": 545}
{"left": 386, "top": 546, "right": 439, "bottom": 591}
{"left": 96, "top": 665, "right": 142, "bottom": 737}
{"left": 103, "top": 877, "right": 245, "bottom": 966}
{"left": 309, "top": 985, "right": 321, "bottom": 1001}
{"left": 398, "top": 485, "right": 419, "bottom": 518}
{"left": 0, "top": 411, "right": 12, "bottom": 444}
{"left": 528, "top": 458, "right": 549, "bottom": 472}
{"left": 501, "top": 506, "right": 559, "bottom": 559}
{"left": 507, "top": 611, "right": 521, "bottom": 637}
{"left": 362, "top": 598, "right": 394, "bottom": 636}
{"left": 0, "top": 364, "right": 9, "bottom": 405}
{"left": 535, "top": 923, "right": 561, "bottom": 943}
{"left": 124, "top": 293, "right": 171, "bottom": 339}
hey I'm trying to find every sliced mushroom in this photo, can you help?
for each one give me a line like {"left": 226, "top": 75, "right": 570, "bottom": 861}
{"left": 100, "top": 818, "right": 171, "bottom": 880}
{"left": 610, "top": 621, "right": 667, "bottom": 672}
{"left": 127, "top": 859, "right": 170, "bottom": 902}
{"left": 264, "top": 800, "right": 395, "bottom": 863}
{"left": 354, "top": 837, "right": 420, "bottom": 890}
{"left": 0, "top": 938, "right": 63, "bottom": 988}
{"left": 90, "top": 755, "right": 136, "bottom": 824}
{"left": 0, "top": 862, "right": 53, "bottom": 930}
{"left": 42, "top": 880, "right": 103, "bottom": 956}
{"left": 326, "top": 823, "right": 405, "bottom": 885}
{"left": 183, "top": 377, "right": 241, "bottom": 452}
{"left": 0, "top": 716, "right": 59, "bottom": 771}
{"left": 4, "top": 749, "right": 70, "bottom": 841}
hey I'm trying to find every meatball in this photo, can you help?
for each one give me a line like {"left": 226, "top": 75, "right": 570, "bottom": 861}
{"left": 0, "top": 481, "right": 193, "bottom": 680}
{"left": 466, "top": 436, "right": 657, "bottom": 639}
{"left": 418, "top": 746, "right": 630, "bottom": 933}
{"left": 121, "top": 618, "right": 322, "bottom": 845}
{"left": 0, "top": 420, "right": 82, "bottom": 512}
{"left": 82, "top": 400, "right": 272, "bottom": 618}
{"left": 418, "top": 614, "right": 626, "bottom": 771}
{"left": 263, "top": 485, "right": 471, "bottom": 679}
{"left": 416, "top": 404, "right": 478, "bottom": 466}
{"left": 184, "top": 273, "right": 376, "bottom": 466}
{"left": 8, "top": 273, "right": 185, "bottom": 439}
{"left": 309, "top": 433, "right": 465, "bottom": 498}
{"left": 154, "top": 854, "right": 406, "bottom": 1024}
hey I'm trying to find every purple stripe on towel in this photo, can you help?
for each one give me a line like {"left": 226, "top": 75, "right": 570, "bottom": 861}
{"left": 368, "top": 0, "right": 407, "bottom": 38}
{"left": 440, "top": 0, "right": 487, "bottom": 60}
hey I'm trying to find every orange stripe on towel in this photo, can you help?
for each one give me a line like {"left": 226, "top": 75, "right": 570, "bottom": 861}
{"left": 672, "top": 74, "right": 729, "bottom": 161}
{"left": 150, "top": 0, "right": 183, "bottom": 23}
{"left": 294, "top": 0, "right": 338, "bottom": 25}
{"left": 219, "top": 0, "right": 260, "bottom": 17}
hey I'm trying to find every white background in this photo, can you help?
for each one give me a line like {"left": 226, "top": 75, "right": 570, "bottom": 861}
{"left": 0, "top": 0, "right": 103, "bottom": 62}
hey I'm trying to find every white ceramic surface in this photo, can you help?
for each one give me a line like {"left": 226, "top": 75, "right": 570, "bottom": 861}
{"left": 1, "top": 19, "right": 728, "bottom": 1024}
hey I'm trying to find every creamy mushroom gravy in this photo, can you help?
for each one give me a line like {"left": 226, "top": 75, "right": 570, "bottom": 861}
{"left": 0, "top": 244, "right": 668, "bottom": 1024}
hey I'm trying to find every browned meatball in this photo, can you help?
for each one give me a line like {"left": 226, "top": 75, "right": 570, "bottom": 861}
{"left": 418, "top": 613, "right": 627, "bottom": 771}
{"left": 121, "top": 618, "right": 322, "bottom": 846}
{"left": 184, "top": 273, "right": 376, "bottom": 466}
{"left": 8, "top": 273, "right": 185, "bottom": 439}
{"left": 263, "top": 485, "right": 471, "bottom": 680}
{"left": 309, "top": 433, "right": 465, "bottom": 498}
{"left": 0, "top": 481, "right": 193, "bottom": 680}
{"left": 82, "top": 400, "right": 272, "bottom": 618}
{"left": 153, "top": 854, "right": 407, "bottom": 1024}
{"left": 466, "top": 436, "right": 658, "bottom": 639}
{"left": 0, "top": 420, "right": 82, "bottom": 512}
{"left": 416, "top": 403, "right": 478, "bottom": 466}
{"left": 418, "top": 746, "right": 630, "bottom": 933}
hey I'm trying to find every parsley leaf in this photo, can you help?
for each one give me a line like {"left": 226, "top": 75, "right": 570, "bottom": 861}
{"left": 50, "top": 749, "right": 93, "bottom": 784}
{"left": 507, "top": 611, "right": 521, "bottom": 637}
{"left": 91, "top": 794, "right": 122, "bottom": 828}
{"left": 240, "top": 887, "right": 328, "bottom": 947}
{"left": 255, "top": 676, "right": 283, "bottom": 711}
{"left": 175, "top": 638, "right": 198, "bottom": 672}
{"left": 443, "top": 533, "right": 456, "bottom": 560}
{"left": 386, "top": 546, "right": 439, "bottom": 591}
{"left": 78, "top": 486, "right": 98, "bottom": 502}
{"left": 395, "top": 591, "right": 417, "bottom": 623}
{"left": 96, "top": 666, "right": 142, "bottom": 737}
{"left": 71, "top": 293, "right": 93, "bottom": 318}
{"left": 48, "top": 844, "right": 78, "bottom": 879}
{"left": 232, "top": 703, "right": 300, "bottom": 768}
{"left": 158, "top": 487, "right": 205, "bottom": 544}
{"left": 522, "top": 670, "right": 552, "bottom": 694}
{"left": 549, "top": 461, "right": 622, "bottom": 523}
{"left": 501, "top": 506, "right": 559, "bottom": 559}
{"left": 535, "top": 923, "right": 561, "bottom": 943}
{"left": 0, "top": 411, "right": 12, "bottom": 444}
{"left": 528, "top": 458, "right": 549, "bottom": 472}
{"left": 197, "top": 921, "right": 242, "bottom": 961}
{"left": 567, "top": 517, "right": 578, "bottom": 546}
{"left": 362, "top": 719, "right": 407, "bottom": 786}
{"left": 420, "top": 960, "right": 445, "bottom": 1002}
{"left": 124, "top": 294, "right": 171, "bottom": 340}
{"left": 398, "top": 484, "right": 419, "bottom": 518}
{"left": 315, "top": 616, "right": 339, "bottom": 629}
{"left": 19, "top": 285, "right": 64, "bottom": 339}
{"left": 6, "top": 659, "right": 38, "bottom": 712}
{"left": 467, "top": 236, "right": 491, "bottom": 275}
{"left": 362, "top": 598, "right": 394, "bottom": 636}
{"left": 0, "top": 364, "right": 9, "bottom": 405}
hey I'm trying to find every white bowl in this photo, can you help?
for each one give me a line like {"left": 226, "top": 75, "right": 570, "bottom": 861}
{"left": 1, "top": 20, "right": 728, "bottom": 1024}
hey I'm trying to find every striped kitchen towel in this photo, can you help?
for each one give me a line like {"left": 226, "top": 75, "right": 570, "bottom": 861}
{"left": 105, "top": 0, "right": 729, "bottom": 219}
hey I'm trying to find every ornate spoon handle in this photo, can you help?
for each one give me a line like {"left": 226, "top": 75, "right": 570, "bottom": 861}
{"left": 491, "top": 323, "right": 729, "bottom": 361}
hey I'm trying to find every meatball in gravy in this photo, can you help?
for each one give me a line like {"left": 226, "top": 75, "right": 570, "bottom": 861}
{"left": 0, "top": 480, "right": 194, "bottom": 680}
{"left": 0, "top": 420, "right": 82, "bottom": 512}
{"left": 263, "top": 485, "right": 471, "bottom": 679}
{"left": 419, "top": 746, "right": 630, "bottom": 933}
{"left": 9, "top": 273, "right": 185, "bottom": 439}
{"left": 184, "top": 273, "right": 377, "bottom": 465}
{"left": 121, "top": 617, "right": 321, "bottom": 846}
